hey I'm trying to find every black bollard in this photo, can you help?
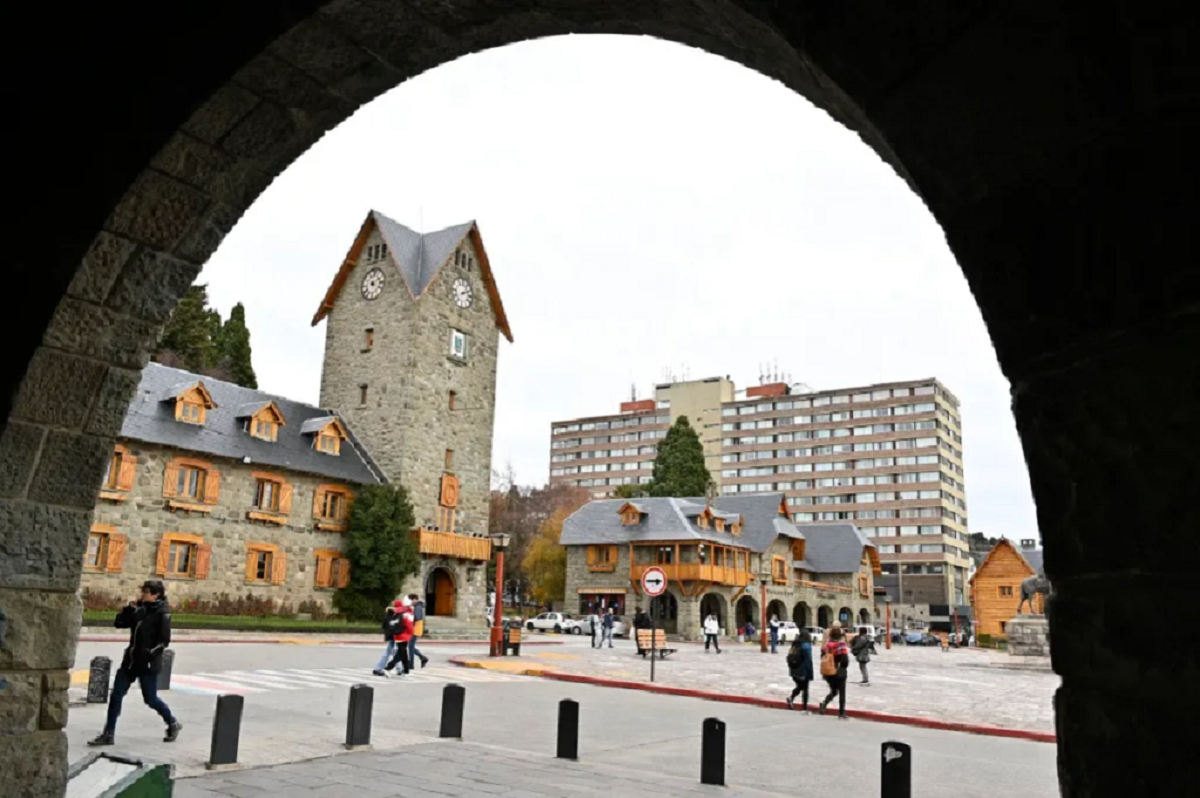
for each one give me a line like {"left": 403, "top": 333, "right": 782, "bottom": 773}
{"left": 156, "top": 649, "right": 175, "bottom": 690}
{"left": 439, "top": 683, "right": 465, "bottom": 739}
{"left": 87, "top": 656, "right": 112, "bottom": 704}
{"left": 206, "top": 694, "right": 244, "bottom": 770}
{"left": 881, "top": 741, "right": 912, "bottom": 798}
{"left": 345, "top": 684, "right": 374, "bottom": 749}
{"left": 700, "top": 717, "right": 726, "bottom": 786}
{"left": 556, "top": 699, "right": 579, "bottom": 760}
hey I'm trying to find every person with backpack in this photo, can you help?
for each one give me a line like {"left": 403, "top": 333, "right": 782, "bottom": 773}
{"left": 744, "top": 619, "right": 757, "bottom": 644}
{"left": 703, "top": 613, "right": 722, "bottom": 653}
{"left": 769, "top": 614, "right": 781, "bottom": 653}
{"left": 373, "top": 604, "right": 399, "bottom": 676}
{"left": 851, "top": 628, "right": 876, "bottom": 684}
{"left": 785, "top": 630, "right": 814, "bottom": 712}
{"left": 88, "top": 580, "right": 181, "bottom": 746}
{"left": 818, "top": 626, "right": 851, "bottom": 719}
{"left": 383, "top": 599, "right": 415, "bottom": 676}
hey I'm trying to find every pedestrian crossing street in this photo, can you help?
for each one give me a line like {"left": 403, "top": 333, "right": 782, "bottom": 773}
{"left": 168, "top": 665, "right": 529, "bottom": 696}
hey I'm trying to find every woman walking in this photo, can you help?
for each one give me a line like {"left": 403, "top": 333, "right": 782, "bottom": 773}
{"left": 818, "top": 626, "right": 851, "bottom": 719}
{"left": 785, "top": 630, "right": 814, "bottom": 712}
{"left": 703, "top": 613, "right": 722, "bottom": 653}
{"left": 851, "top": 628, "right": 876, "bottom": 684}
{"left": 769, "top": 614, "right": 781, "bottom": 653}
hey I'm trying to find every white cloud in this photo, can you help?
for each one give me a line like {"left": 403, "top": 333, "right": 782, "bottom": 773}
{"left": 199, "top": 35, "right": 1036, "bottom": 541}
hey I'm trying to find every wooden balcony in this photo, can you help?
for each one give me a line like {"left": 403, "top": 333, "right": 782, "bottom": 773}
{"left": 630, "top": 562, "right": 752, "bottom": 588}
{"left": 412, "top": 528, "right": 491, "bottom": 561}
{"left": 794, "top": 579, "right": 853, "bottom": 594}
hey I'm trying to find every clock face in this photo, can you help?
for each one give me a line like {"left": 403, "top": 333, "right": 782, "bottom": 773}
{"left": 452, "top": 277, "right": 474, "bottom": 308}
{"left": 361, "top": 268, "right": 385, "bottom": 300}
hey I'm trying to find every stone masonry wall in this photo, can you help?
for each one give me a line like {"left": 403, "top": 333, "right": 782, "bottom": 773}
{"left": 83, "top": 441, "right": 352, "bottom": 608}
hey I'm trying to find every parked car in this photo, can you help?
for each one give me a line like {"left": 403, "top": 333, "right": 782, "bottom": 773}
{"left": 904, "top": 631, "right": 925, "bottom": 645}
{"left": 855, "top": 625, "right": 882, "bottom": 642}
{"left": 777, "top": 621, "right": 800, "bottom": 643}
{"left": 802, "top": 626, "right": 825, "bottom": 644}
{"left": 526, "top": 612, "right": 585, "bottom": 634}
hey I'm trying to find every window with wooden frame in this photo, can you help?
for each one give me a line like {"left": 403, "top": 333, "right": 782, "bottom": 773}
{"left": 313, "top": 484, "right": 352, "bottom": 531}
{"left": 245, "top": 543, "right": 286, "bottom": 585}
{"left": 999, "top": 585, "right": 1014, "bottom": 597}
{"left": 248, "top": 402, "right": 286, "bottom": 443}
{"left": 771, "top": 555, "right": 789, "bottom": 585}
{"left": 697, "top": 514, "right": 709, "bottom": 529}
{"left": 248, "top": 472, "right": 293, "bottom": 524}
{"left": 730, "top": 522, "right": 742, "bottom": 536}
{"left": 311, "top": 418, "right": 347, "bottom": 457}
{"left": 587, "top": 545, "right": 618, "bottom": 572}
{"left": 859, "top": 573, "right": 870, "bottom": 598}
{"left": 363, "top": 328, "right": 374, "bottom": 351}
{"left": 715, "top": 519, "right": 725, "bottom": 532}
{"left": 172, "top": 383, "right": 216, "bottom": 425}
{"left": 155, "top": 533, "right": 211, "bottom": 580}
{"left": 99, "top": 444, "right": 137, "bottom": 500}
{"left": 445, "top": 449, "right": 454, "bottom": 470}
{"left": 621, "top": 510, "right": 639, "bottom": 525}
{"left": 162, "top": 457, "right": 220, "bottom": 511}
{"left": 314, "top": 549, "right": 352, "bottom": 589}
{"left": 448, "top": 390, "right": 456, "bottom": 410}
{"left": 791, "top": 539, "right": 807, "bottom": 561}
{"left": 84, "top": 524, "right": 128, "bottom": 572}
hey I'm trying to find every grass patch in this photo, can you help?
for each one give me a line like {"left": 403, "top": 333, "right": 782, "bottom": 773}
{"left": 82, "top": 610, "right": 377, "bottom": 633}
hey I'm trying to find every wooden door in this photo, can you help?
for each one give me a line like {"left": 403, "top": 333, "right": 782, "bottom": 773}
{"left": 432, "top": 569, "right": 456, "bottom": 616}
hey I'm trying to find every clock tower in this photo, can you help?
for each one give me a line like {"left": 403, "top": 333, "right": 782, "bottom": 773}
{"left": 311, "top": 210, "right": 513, "bottom": 619}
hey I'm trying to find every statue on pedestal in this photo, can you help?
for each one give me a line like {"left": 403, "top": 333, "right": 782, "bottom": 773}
{"left": 1016, "top": 574, "right": 1050, "bottom": 615}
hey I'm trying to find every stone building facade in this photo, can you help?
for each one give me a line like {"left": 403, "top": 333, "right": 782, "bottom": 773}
{"left": 561, "top": 493, "right": 879, "bottom": 642}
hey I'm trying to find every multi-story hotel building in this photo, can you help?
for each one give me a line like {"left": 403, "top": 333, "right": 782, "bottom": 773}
{"left": 718, "top": 379, "right": 970, "bottom": 605}
{"left": 548, "top": 377, "right": 733, "bottom": 498}
{"left": 550, "top": 376, "right": 970, "bottom": 606}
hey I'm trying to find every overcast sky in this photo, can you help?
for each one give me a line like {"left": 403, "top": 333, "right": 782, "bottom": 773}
{"left": 199, "top": 35, "right": 1037, "bottom": 542}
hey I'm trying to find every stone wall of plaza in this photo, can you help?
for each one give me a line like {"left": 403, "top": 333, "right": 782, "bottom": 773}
{"left": 564, "top": 544, "right": 876, "bottom": 642}
{"left": 319, "top": 225, "right": 499, "bottom": 539}
{"left": 718, "top": 380, "right": 971, "bottom": 604}
{"left": 83, "top": 442, "right": 354, "bottom": 609}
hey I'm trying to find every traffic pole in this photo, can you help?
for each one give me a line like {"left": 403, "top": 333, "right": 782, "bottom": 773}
{"left": 650, "top": 595, "right": 656, "bottom": 683}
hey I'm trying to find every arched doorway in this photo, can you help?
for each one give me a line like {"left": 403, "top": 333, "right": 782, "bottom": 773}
{"left": 736, "top": 595, "right": 760, "bottom": 631}
{"left": 766, "top": 599, "right": 788, "bottom": 626}
{"left": 650, "top": 590, "right": 679, "bottom": 634}
{"left": 817, "top": 605, "right": 833, "bottom": 628}
{"left": 838, "top": 607, "right": 853, "bottom": 626}
{"left": 792, "top": 601, "right": 811, "bottom": 628}
{"left": 859, "top": 608, "right": 871, "bottom": 624}
{"left": 700, "top": 593, "right": 727, "bottom": 629}
{"left": 426, "top": 567, "right": 457, "bottom": 617}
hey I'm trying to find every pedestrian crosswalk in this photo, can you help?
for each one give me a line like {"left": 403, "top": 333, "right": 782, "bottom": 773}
{"left": 168, "top": 666, "right": 528, "bottom": 696}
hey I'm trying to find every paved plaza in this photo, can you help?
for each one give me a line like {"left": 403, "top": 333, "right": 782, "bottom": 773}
{"left": 504, "top": 634, "right": 1058, "bottom": 732}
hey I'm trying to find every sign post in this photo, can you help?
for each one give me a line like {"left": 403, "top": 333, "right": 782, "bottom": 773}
{"left": 641, "top": 567, "right": 668, "bottom": 683}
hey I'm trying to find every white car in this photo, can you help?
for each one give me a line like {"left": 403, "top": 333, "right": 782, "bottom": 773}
{"left": 803, "top": 626, "right": 825, "bottom": 645}
{"left": 581, "top": 615, "right": 628, "bottom": 638}
{"left": 525, "top": 612, "right": 585, "bottom": 634}
{"left": 776, "top": 621, "right": 801, "bottom": 643}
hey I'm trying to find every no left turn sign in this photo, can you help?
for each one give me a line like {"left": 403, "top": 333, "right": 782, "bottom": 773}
{"left": 641, "top": 567, "right": 668, "bottom": 597}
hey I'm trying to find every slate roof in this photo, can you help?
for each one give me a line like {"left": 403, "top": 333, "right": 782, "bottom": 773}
{"left": 1019, "top": 547, "right": 1045, "bottom": 575}
{"left": 119, "top": 363, "right": 385, "bottom": 485}
{"left": 373, "top": 211, "right": 475, "bottom": 300}
{"left": 794, "top": 524, "right": 878, "bottom": 574}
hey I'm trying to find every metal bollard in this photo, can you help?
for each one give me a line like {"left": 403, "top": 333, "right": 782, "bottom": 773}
{"left": 700, "top": 718, "right": 726, "bottom": 786}
{"left": 206, "top": 694, "right": 244, "bottom": 771}
{"left": 156, "top": 649, "right": 175, "bottom": 690}
{"left": 439, "top": 683, "right": 465, "bottom": 739}
{"left": 345, "top": 684, "right": 374, "bottom": 750}
{"left": 881, "top": 741, "right": 912, "bottom": 798}
{"left": 556, "top": 699, "right": 579, "bottom": 760}
{"left": 87, "top": 656, "right": 112, "bottom": 704}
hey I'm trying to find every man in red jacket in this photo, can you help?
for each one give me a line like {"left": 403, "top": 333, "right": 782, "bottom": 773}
{"left": 384, "top": 599, "right": 414, "bottom": 676}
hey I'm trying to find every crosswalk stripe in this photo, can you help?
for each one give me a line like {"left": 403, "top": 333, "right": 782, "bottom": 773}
{"left": 263, "top": 669, "right": 366, "bottom": 686}
{"left": 170, "top": 666, "right": 532, "bottom": 695}
{"left": 199, "top": 671, "right": 303, "bottom": 690}
{"left": 170, "top": 676, "right": 266, "bottom": 695}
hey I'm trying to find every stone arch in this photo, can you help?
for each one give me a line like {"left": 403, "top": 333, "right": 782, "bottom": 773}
{"left": 817, "top": 605, "right": 833, "bottom": 628}
{"left": 700, "top": 592, "right": 728, "bottom": 628}
{"left": 859, "top": 608, "right": 871, "bottom": 624}
{"left": 3, "top": 5, "right": 1194, "bottom": 796}
{"left": 766, "top": 599, "right": 788, "bottom": 625}
{"left": 650, "top": 589, "right": 679, "bottom": 635}
{"left": 425, "top": 566, "right": 457, "bottom": 617}
{"left": 792, "top": 601, "right": 811, "bottom": 628}
{"left": 735, "top": 594, "right": 760, "bottom": 632}
{"left": 838, "top": 606, "right": 853, "bottom": 626}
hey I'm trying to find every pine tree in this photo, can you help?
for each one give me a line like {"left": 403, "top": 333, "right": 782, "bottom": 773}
{"left": 334, "top": 484, "right": 421, "bottom": 621}
{"left": 647, "top": 415, "right": 713, "bottom": 497}
{"left": 157, "top": 285, "right": 218, "bottom": 373}
{"left": 216, "top": 303, "right": 258, "bottom": 388}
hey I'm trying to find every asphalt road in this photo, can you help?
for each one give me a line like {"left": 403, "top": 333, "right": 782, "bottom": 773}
{"left": 68, "top": 638, "right": 1058, "bottom": 796}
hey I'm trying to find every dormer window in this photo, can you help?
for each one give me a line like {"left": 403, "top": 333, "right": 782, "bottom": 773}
{"left": 617, "top": 502, "right": 644, "bottom": 526}
{"left": 302, "top": 416, "right": 348, "bottom": 457}
{"left": 715, "top": 519, "right": 725, "bottom": 533}
{"left": 164, "top": 382, "right": 217, "bottom": 425}
{"left": 237, "top": 401, "right": 286, "bottom": 443}
{"left": 731, "top": 522, "right": 742, "bottom": 536}
{"left": 697, "top": 515, "right": 709, "bottom": 529}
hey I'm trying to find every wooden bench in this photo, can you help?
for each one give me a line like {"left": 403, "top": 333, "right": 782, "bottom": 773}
{"left": 636, "top": 629, "right": 676, "bottom": 659}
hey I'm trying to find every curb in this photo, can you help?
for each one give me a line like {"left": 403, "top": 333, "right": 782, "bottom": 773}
{"left": 77, "top": 636, "right": 563, "bottom": 647}
{"left": 445, "top": 657, "right": 1054, "bottom": 744}
{"left": 448, "top": 656, "right": 551, "bottom": 677}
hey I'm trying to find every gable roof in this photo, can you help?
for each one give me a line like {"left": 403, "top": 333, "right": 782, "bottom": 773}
{"left": 797, "top": 523, "right": 880, "bottom": 575}
{"left": 121, "top": 363, "right": 385, "bottom": 485}
{"left": 968, "top": 537, "right": 1042, "bottom": 585}
{"left": 310, "top": 210, "right": 513, "bottom": 342}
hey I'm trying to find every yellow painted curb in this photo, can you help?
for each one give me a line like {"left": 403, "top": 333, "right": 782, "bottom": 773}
{"left": 452, "top": 658, "right": 553, "bottom": 677}
{"left": 70, "top": 670, "right": 88, "bottom": 685}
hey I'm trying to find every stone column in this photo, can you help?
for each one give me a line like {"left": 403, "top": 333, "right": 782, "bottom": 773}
{"left": 675, "top": 592, "right": 701, "bottom": 642}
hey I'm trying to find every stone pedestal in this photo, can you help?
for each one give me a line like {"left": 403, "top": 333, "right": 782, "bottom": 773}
{"left": 1008, "top": 615, "right": 1050, "bottom": 657}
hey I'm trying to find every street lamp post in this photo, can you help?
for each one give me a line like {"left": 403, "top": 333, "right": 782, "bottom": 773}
{"left": 884, "top": 594, "right": 892, "bottom": 650}
{"left": 489, "top": 532, "right": 511, "bottom": 657}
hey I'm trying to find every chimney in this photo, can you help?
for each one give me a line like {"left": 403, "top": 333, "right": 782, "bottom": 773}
{"left": 1020, "top": 539, "right": 1037, "bottom": 550}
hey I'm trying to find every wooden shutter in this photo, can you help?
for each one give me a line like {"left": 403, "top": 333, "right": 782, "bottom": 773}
{"left": 116, "top": 455, "right": 137, "bottom": 491}
{"left": 313, "top": 486, "right": 325, "bottom": 519}
{"left": 587, "top": 546, "right": 595, "bottom": 566}
{"left": 279, "top": 483, "right": 293, "bottom": 515}
{"left": 336, "top": 559, "right": 351, "bottom": 588}
{"left": 271, "top": 551, "right": 288, "bottom": 585}
{"left": 315, "top": 554, "right": 332, "bottom": 588}
{"left": 195, "top": 544, "right": 212, "bottom": 580}
{"left": 203, "top": 466, "right": 220, "bottom": 504}
{"left": 244, "top": 550, "right": 257, "bottom": 580}
{"left": 162, "top": 462, "right": 179, "bottom": 497}
{"left": 155, "top": 537, "right": 170, "bottom": 575}
{"left": 105, "top": 533, "right": 128, "bottom": 573}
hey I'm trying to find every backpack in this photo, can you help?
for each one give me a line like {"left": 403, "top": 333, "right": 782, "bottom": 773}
{"left": 819, "top": 646, "right": 838, "bottom": 676}
{"left": 786, "top": 649, "right": 802, "bottom": 669}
